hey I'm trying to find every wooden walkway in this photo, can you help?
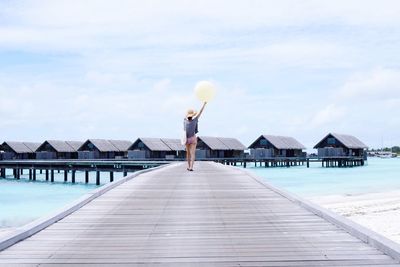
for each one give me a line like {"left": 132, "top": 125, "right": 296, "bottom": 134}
{"left": 0, "top": 162, "right": 399, "bottom": 266}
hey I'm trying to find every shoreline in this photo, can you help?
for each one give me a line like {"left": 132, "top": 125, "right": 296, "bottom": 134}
{"left": 309, "top": 189, "right": 400, "bottom": 244}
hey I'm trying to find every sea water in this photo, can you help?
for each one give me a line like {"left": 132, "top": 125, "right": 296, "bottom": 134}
{"left": 0, "top": 170, "right": 125, "bottom": 230}
{"left": 1, "top": 158, "right": 399, "bottom": 231}
{"left": 248, "top": 157, "right": 400, "bottom": 197}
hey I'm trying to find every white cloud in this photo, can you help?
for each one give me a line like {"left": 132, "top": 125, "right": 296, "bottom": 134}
{"left": 1, "top": 0, "right": 400, "bottom": 53}
{"left": 309, "top": 68, "right": 400, "bottom": 147}
{"left": 1, "top": 1, "right": 400, "bottom": 148}
{"left": 85, "top": 71, "right": 137, "bottom": 85}
{"left": 311, "top": 104, "right": 347, "bottom": 127}
{"left": 336, "top": 68, "right": 400, "bottom": 101}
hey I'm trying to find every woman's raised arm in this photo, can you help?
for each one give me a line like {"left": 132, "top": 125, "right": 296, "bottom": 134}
{"left": 195, "top": 102, "right": 207, "bottom": 119}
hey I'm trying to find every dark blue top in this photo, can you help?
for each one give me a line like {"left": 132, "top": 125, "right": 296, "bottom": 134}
{"left": 184, "top": 117, "right": 199, "bottom": 138}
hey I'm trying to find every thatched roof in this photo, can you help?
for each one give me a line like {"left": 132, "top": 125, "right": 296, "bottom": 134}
{"left": 198, "top": 136, "right": 246, "bottom": 151}
{"left": 23, "top": 142, "right": 41, "bottom": 152}
{"left": 248, "top": 135, "right": 306, "bottom": 150}
{"left": 37, "top": 140, "right": 85, "bottom": 152}
{"left": 314, "top": 133, "right": 368, "bottom": 149}
{"left": 130, "top": 138, "right": 171, "bottom": 151}
{"left": 1, "top": 141, "right": 39, "bottom": 153}
{"left": 129, "top": 138, "right": 185, "bottom": 151}
{"left": 108, "top": 140, "right": 133, "bottom": 151}
{"left": 80, "top": 139, "right": 119, "bottom": 152}
{"left": 65, "top": 141, "right": 84, "bottom": 151}
{"left": 218, "top": 137, "right": 247, "bottom": 150}
{"left": 38, "top": 140, "right": 75, "bottom": 152}
{"left": 198, "top": 136, "right": 228, "bottom": 150}
{"left": 161, "top": 138, "right": 185, "bottom": 151}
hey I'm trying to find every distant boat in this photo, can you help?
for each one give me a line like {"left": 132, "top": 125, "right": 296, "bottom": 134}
{"left": 375, "top": 151, "right": 397, "bottom": 158}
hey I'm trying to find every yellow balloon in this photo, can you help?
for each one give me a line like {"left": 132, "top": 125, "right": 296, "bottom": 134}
{"left": 195, "top": 81, "right": 216, "bottom": 102}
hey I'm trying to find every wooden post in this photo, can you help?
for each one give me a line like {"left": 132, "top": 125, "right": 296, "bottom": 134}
{"left": 45, "top": 169, "right": 49, "bottom": 181}
{"left": 85, "top": 171, "right": 89, "bottom": 184}
{"left": 96, "top": 171, "right": 100, "bottom": 185}
{"left": 33, "top": 169, "right": 36, "bottom": 181}
{"left": 50, "top": 169, "right": 54, "bottom": 182}
{"left": 64, "top": 170, "right": 68, "bottom": 182}
{"left": 243, "top": 161, "right": 247, "bottom": 168}
{"left": 20, "top": 169, "right": 23, "bottom": 175}
{"left": 110, "top": 171, "right": 114, "bottom": 182}
{"left": 123, "top": 171, "right": 128, "bottom": 177}
{"left": 306, "top": 158, "right": 310, "bottom": 168}
{"left": 16, "top": 169, "right": 20, "bottom": 179}
{"left": 72, "top": 170, "right": 76, "bottom": 184}
{"left": 29, "top": 169, "right": 32, "bottom": 180}
{"left": 40, "top": 169, "right": 43, "bottom": 174}
{"left": 0, "top": 168, "right": 5, "bottom": 178}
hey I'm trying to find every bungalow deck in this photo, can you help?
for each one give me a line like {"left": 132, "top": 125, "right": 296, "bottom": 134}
{"left": 0, "top": 162, "right": 398, "bottom": 266}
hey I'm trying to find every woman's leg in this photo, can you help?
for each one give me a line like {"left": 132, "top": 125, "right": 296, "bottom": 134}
{"left": 185, "top": 144, "right": 191, "bottom": 169}
{"left": 189, "top": 143, "right": 197, "bottom": 170}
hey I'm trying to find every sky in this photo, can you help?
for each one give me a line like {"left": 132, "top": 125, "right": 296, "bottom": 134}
{"left": 0, "top": 0, "right": 399, "bottom": 150}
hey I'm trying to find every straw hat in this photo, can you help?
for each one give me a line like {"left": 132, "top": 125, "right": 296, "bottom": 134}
{"left": 186, "top": 109, "right": 197, "bottom": 118}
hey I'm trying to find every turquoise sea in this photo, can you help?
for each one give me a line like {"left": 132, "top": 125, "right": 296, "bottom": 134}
{"left": 0, "top": 170, "right": 125, "bottom": 229}
{"left": 248, "top": 157, "right": 400, "bottom": 197}
{"left": 1, "top": 158, "right": 399, "bottom": 231}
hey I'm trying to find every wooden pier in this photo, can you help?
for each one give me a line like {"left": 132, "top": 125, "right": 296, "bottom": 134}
{"left": 0, "top": 162, "right": 399, "bottom": 266}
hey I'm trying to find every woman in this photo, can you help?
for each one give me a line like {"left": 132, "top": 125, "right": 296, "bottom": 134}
{"left": 184, "top": 102, "right": 207, "bottom": 171}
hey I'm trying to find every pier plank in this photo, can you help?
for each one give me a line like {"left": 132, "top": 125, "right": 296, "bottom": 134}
{"left": 0, "top": 162, "right": 399, "bottom": 266}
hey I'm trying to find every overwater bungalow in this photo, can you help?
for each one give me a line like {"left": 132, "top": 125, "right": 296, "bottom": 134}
{"left": 196, "top": 136, "right": 247, "bottom": 159}
{"left": 248, "top": 135, "right": 306, "bottom": 159}
{"left": 36, "top": 140, "right": 84, "bottom": 159}
{"left": 78, "top": 139, "right": 132, "bottom": 159}
{"left": 314, "top": 133, "right": 368, "bottom": 159}
{"left": 1, "top": 141, "right": 41, "bottom": 160}
{"left": 128, "top": 138, "right": 185, "bottom": 159}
